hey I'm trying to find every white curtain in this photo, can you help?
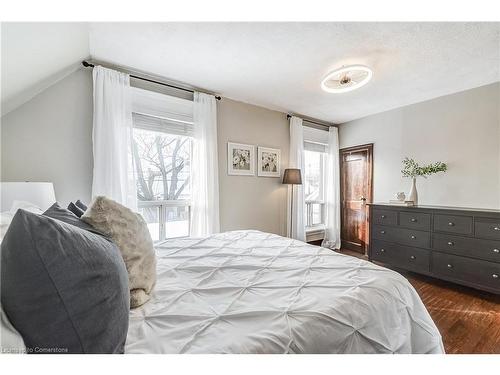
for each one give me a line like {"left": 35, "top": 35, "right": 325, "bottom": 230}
{"left": 322, "top": 126, "right": 341, "bottom": 249}
{"left": 91, "top": 66, "right": 137, "bottom": 210}
{"left": 288, "top": 116, "right": 306, "bottom": 241}
{"left": 190, "top": 92, "right": 220, "bottom": 237}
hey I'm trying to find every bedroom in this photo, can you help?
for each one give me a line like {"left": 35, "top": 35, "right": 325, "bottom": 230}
{"left": 0, "top": 1, "right": 499, "bottom": 372}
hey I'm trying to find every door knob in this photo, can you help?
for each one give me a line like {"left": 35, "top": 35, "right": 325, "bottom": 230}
{"left": 360, "top": 196, "right": 366, "bottom": 201}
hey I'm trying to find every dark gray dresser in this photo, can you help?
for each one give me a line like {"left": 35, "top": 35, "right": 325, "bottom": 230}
{"left": 368, "top": 203, "right": 500, "bottom": 294}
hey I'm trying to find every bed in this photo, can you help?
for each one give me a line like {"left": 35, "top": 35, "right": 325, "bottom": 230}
{"left": 126, "top": 230, "right": 444, "bottom": 353}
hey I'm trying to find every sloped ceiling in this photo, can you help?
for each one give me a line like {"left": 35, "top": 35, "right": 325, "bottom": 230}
{"left": 2, "top": 22, "right": 499, "bottom": 122}
{"left": 89, "top": 23, "right": 500, "bottom": 123}
{"left": 1, "top": 23, "right": 90, "bottom": 115}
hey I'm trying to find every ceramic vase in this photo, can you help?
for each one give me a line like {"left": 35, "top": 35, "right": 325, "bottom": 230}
{"left": 408, "top": 177, "right": 418, "bottom": 205}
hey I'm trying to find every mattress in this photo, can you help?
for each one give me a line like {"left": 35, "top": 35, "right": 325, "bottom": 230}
{"left": 125, "top": 230, "right": 444, "bottom": 353}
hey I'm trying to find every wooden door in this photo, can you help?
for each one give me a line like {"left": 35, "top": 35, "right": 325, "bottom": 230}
{"left": 340, "top": 144, "right": 373, "bottom": 254}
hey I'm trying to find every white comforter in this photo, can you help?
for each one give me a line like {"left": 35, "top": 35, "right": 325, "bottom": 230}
{"left": 125, "top": 230, "right": 444, "bottom": 354}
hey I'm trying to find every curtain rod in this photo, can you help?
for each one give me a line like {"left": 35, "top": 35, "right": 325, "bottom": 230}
{"left": 82, "top": 61, "right": 222, "bottom": 100}
{"left": 286, "top": 114, "right": 333, "bottom": 130}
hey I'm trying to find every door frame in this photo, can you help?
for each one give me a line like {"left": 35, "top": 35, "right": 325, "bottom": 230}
{"left": 339, "top": 143, "right": 374, "bottom": 255}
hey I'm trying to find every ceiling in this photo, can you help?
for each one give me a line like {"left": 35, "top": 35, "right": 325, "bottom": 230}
{"left": 2, "top": 23, "right": 500, "bottom": 123}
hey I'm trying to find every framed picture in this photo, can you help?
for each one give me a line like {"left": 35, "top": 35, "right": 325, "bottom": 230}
{"left": 227, "top": 142, "right": 255, "bottom": 176}
{"left": 257, "top": 147, "right": 281, "bottom": 177}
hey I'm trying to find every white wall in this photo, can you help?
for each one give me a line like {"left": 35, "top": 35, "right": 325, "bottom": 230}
{"left": 339, "top": 82, "right": 500, "bottom": 209}
{"left": 1, "top": 69, "right": 94, "bottom": 206}
{"left": 217, "top": 99, "right": 289, "bottom": 236}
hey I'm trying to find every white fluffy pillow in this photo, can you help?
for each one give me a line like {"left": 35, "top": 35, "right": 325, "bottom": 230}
{"left": 82, "top": 196, "right": 156, "bottom": 308}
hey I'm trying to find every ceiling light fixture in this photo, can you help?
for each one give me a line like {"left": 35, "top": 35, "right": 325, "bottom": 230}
{"left": 321, "top": 65, "right": 373, "bottom": 94}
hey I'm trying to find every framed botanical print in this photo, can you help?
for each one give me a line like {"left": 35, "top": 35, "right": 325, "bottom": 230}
{"left": 257, "top": 147, "right": 281, "bottom": 177}
{"left": 227, "top": 142, "right": 255, "bottom": 176}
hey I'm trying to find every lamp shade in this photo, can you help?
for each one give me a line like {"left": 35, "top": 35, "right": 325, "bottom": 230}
{"left": 282, "top": 169, "right": 302, "bottom": 185}
{"left": 1, "top": 182, "right": 56, "bottom": 211}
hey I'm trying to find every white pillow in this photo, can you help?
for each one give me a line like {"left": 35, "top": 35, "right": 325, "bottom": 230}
{"left": 0, "top": 305, "right": 26, "bottom": 354}
{"left": 10, "top": 200, "right": 43, "bottom": 215}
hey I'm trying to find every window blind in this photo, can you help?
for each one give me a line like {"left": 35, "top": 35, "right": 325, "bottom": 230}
{"left": 131, "top": 86, "right": 194, "bottom": 136}
{"left": 132, "top": 113, "right": 194, "bottom": 136}
{"left": 304, "top": 140, "right": 327, "bottom": 153}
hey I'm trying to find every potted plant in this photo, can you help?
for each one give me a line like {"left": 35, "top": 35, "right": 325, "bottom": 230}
{"left": 401, "top": 157, "right": 447, "bottom": 205}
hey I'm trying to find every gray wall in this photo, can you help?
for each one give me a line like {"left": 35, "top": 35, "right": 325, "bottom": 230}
{"left": 217, "top": 98, "right": 289, "bottom": 236}
{"left": 1, "top": 70, "right": 291, "bottom": 235}
{"left": 1, "top": 69, "right": 93, "bottom": 206}
{"left": 339, "top": 82, "right": 500, "bottom": 209}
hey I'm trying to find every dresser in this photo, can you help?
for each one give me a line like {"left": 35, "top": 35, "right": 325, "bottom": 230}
{"left": 368, "top": 204, "right": 500, "bottom": 294}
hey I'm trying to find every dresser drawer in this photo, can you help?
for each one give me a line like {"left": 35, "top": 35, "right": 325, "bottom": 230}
{"left": 372, "top": 208, "right": 398, "bottom": 226}
{"left": 372, "top": 225, "right": 430, "bottom": 248}
{"left": 433, "top": 214, "right": 473, "bottom": 235}
{"left": 432, "top": 252, "right": 500, "bottom": 292}
{"left": 371, "top": 240, "right": 430, "bottom": 273}
{"left": 475, "top": 218, "right": 500, "bottom": 240}
{"left": 399, "top": 211, "right": 431, "bottom": 231}
{"left": 432, "top": 233, "right": 500, "bottom": 263}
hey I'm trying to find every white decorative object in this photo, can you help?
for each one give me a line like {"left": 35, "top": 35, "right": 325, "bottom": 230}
{"left": 257, "top": 147, "right": 281, "bottom": 177}
{"left": 408, "top": 177, "right": 418, "bottom": 205}
{"left": 389, "top": 200, "right": 414, "bottom": 207}
{"left": 322, "top": 126, "right": 341, "bottom": 250}
{"left": 1, "top": 182, "right": 56, "bottom": 211}
{"left": 190, "top": 92, "right": 220, "bottom": 237}
{"left": 396, "top": 192, "right": 406, "bottom": 201}
{"left": 227, "top": 142, "right": 255, "bottom": 176}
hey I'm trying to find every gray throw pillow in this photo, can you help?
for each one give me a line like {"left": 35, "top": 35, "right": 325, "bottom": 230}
{"left": 67, "top": 202, "right": 85, "bottom": 218}
{"left": 1, "top": 209, "right": 130, "bottom": 353}
{"left": 43, "top": 202, "right": 104, "bottom": 237}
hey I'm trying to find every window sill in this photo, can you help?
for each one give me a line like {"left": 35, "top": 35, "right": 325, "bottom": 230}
{"left": 305, "top": 225, "right": 325, "bottom": 242}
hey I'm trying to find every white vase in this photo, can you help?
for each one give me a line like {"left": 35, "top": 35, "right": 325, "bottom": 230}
{"left": 408, "top": 177, "right": 418, "bottom": 205}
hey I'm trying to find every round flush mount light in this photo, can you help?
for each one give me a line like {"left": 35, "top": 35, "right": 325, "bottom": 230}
{"left": 321, "top": 65, "right": 373, "bottom": 93}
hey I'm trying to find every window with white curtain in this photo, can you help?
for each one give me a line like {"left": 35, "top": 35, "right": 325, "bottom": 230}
{"left": 303, "top": 125, "right": 329, "bottom": 232}
{"left": 131, "top": 87, "right": 194, "bottom": 241}
{"left": 304, "top": 143, "right": 327, "bottom": 230}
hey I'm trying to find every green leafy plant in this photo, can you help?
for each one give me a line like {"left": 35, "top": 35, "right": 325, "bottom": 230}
{"left": 401, "top": 157, "right": 447, "bottom": 178}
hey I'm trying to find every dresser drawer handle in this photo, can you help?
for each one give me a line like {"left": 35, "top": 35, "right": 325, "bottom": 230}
{"left": 493, "top": 274, "right": 499, "bottom": 279}
{"left": 410, "top": 218, "right": 417, "bottom": 222}
{"left": 381, "top": 215, "right": 386, "bottom": 219}
{"left": 380, "top": 248, "right": 385, "bottom": 253}
{"left": 494, "top": 249, "right": 500, "bottom": 253}
{"left": 447, "top": 264, "right": 453, "bottom": 269}
{"left": 410, "top": 235, "right": 416, "bottom": 239}
{"left": 447, "top": 241, "right": 454, "bottom": 246}
{"left": 410, "top": 255, "right": 416, "bottom": 260}
{"left": 448, "top": 222, "right": 455, "bottom": 227}
{"left": 380, "top": 230, "right": 386, "bottom": 234}
{"left": 494, "top": 227, "right": 500, "bottom": 231}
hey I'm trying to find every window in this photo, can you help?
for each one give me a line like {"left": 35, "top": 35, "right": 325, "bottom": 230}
{"left": 304, "top": 143, "right": 327, "bottom": 230}
{"left": 131, "top": 88, "right": 194, "bottom": 241}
